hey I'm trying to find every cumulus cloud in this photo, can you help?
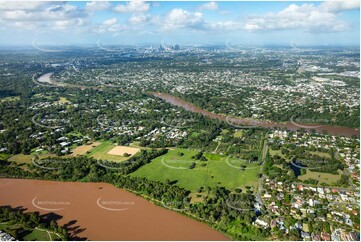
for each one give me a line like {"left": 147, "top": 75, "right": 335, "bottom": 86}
{"left": 114, "top": 0, "right": 149, "bottom": 13}
{"left": 85, "top": 1, "right": 110, "bottom": 12}
{"left": 243, "top": 3, "right": 351, "bottom": 33}
{"left": 0, "top": 3, "right": 86, "bottom": 22}
{"left": 53, "top": 18, "right": 85, "bottom": 30}
{"left": 0, "top": 1, "right": 88, "bottom": 33}
{"left": 199, "top": 2, "right": 218, "bottom": 11}
{"left": 128, "top": 14, "right": 155, "bottom": 25}
{"left": 321, "top": 0, "right": 360, "bottom": 12}
{"left": 0, "top": 1, "right": 357, "bottom": 35}
{"left": 163, "top": 8, "right": 205, "bottom": 30}
{"left": 103, "top": 17, "right": 117, "bottom": 26}
{"left": 0, "top": 1, "right": 51, "bottom": 11}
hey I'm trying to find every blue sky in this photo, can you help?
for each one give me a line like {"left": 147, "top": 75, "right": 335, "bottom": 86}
{"left": 0, "top": 1, "right": 359, "bottom": 46}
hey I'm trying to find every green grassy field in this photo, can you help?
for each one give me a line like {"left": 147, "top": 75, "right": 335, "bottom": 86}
{"left": 233, "top": 130, "right": 243, "bottom": 138}
{"left": 86, "top": 141, "right": 130, "bottom": 162}
{"left": 0, "top": 96, "right": 20, "bottom": 102}
{"left": 0, "top": 223, "right": 53, "bottom": 241}
{"left": 269, "top": 149, "right": 286, "bottom": 159}
{"left": 308, "top": 151, "right": 332, "bottom": 159}
{"left": 298, "top": 169, "right": 342, "bottom": 185}
{"left": 23, "top": 229, "right": 51, "bottom": 241}
{"left": 8, "top": 154, "right": 57, "bottom": 164}
{"left": 130, "top": 148, "right": 260, "bottom": 192}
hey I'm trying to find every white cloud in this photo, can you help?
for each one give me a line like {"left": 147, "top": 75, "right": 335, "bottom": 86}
{"left": 85, "top": 1, "right": 110, "bottom": 12}
{"left": 53, "top": 18, "right": 84, "bottom": 30}
{"left": 209, "top": 21, "right": 242, "bottom": 31}
{"left": 163, "top": 8, "right": 204, "bottom": 30}
{"left": 95, "top": 22, "right": 127, "bottom": 33}
{"left": 0, "top": 2, "right": 88, "bottom": 33}
{"left": 199, "top": 2, "right": 218, "bottom": 11}
{"left": 0, "top": 3, "right": 85, "bottom": 22}
{"left": 243, "top": 3, "right": 351, "bottom": 33}
{"left": 0, "top": 1, "right": 50, "bottom": 11}
{"left": 321, "top": 0, "right": 360, "bottom": 12}
{"left": 103, "top": 17, "right": 117, "bottom": 26}
{"left": 128, "top": 14, "right": 154, "bottom": 25}
{"left": 114, "top": 0, "right": 149, "bottom": 13}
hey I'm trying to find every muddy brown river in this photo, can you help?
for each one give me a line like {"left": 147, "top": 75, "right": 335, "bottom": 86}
{"left": 151, "top": 92, "right": 359, "bottom": 138}
{"left": 0, "top": 179, "right": 229, "bottom": 241}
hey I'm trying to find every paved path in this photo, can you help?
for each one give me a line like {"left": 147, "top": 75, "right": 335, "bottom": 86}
{"left": 35, "top": 227, "right": 62, "bottom": 241}
{"left": 256, "top": 140, "right": 268, "bottom": 207}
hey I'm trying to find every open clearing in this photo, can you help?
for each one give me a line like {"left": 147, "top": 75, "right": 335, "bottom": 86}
{"left": 298, "top": 169, "right": 342, "bottom": 185}
{"left": 71, "top": 141, "right": 101, "bottom": 156}
{"left": 107, "top": 146, "right": 139, "bottom": 156}
{"left": 130, "top": 148, "right": 260, "bottom": 192}
{"left": 308, "top": 151, "right": 332, "bottom": 159}
{"left": 54, "top": 97, "right": 70, "bottom": 105}
{"left": 269, "top": 148, "right": 286, "bottom": 159}
{"left": 87, "top": 142, "right": 139, "bottom": 162}
{"left": 0, "top": 96, "right": 20, "bottom": 102}
{"left": 8, "top": 154, "right": 57, "bottom": 164}
{"left": 0, "top": 223, "right": 58, "bottom": 241}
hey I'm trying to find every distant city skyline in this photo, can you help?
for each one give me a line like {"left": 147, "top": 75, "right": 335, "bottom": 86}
{"left": 0, "top": 0, "right": 359, "bottom": 46}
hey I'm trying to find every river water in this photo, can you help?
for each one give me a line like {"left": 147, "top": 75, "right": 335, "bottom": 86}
{"left": 0, "top": 178, "right": 229, "bottom": 241}
{"left": 151, "top": 92, "right": 359, "bottom": 138}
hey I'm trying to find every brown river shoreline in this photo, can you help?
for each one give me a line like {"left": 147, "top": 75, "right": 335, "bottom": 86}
{"left": 151, "top": 92, "right": 359, "bottom": 138}
{"left": 0, "top": 178, "right": 230, "bottom": 241}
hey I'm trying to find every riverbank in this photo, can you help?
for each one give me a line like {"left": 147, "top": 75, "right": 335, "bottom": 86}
{"left": 0, "top": 178, "right": 230, "bottom": 241}
{"left": 151, "top": 92, "right": 359, "bottom": 138}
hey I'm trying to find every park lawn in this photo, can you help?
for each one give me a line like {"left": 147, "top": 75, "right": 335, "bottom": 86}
{"left": 70, "top": 141, "right": 101, "bottom": 156}
{"left": 269, "top": 149, "right": 286, "bottom": 159}
{"left": 298, "top": 170, "right": 342, "bottom": 185}
{"left": 31, "top": 148, "right": 50, "bottom": 155}
{"left": 86, "top": 142, "right": 129, "bottom": 162}
{"left": 67, "top": 131, "right": 83, "bottom": 137}
{"left": 130, "top": 141, "right": 141, "bottom": 147}
{"left": 0, "top": 223, "right": 50, "bottom": 241}
{"left": 55, "top": 97, "right": 70, "bottom": 104}
{"left": 0, "top": 153, "right": 11, "bottom": 160}
{"left": 221, "top": 129, "right": 230, "bottom": 134}
{"left": 23, "top": 229, "right": 51, "bottom": 241}
{"left": 130, "top": 148, "right": 260, "bottom": 192}
{"left": 308, "top": 151, "right": 331, "bottom": 159}
{"left": 8, "top": 154, "right": 56, "bottom": 164}
{"left": 234, "top": 130, "right": 243, "bottom": 138}
{"left": 0, "top": 96, "right": 20, "bottom": 102}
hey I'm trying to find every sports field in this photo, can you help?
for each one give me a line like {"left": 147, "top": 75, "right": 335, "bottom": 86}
{"left": 130, "top": 148, "right": 260, "bottom": 192}
{"left": 87, "top": 142, "right": 139, "bottom": 162}
{"left": 71, "top": 141, "right": 101, "bottom": 156}
{"left": 107, "top": 146, "right": 139, "bottom": 156}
